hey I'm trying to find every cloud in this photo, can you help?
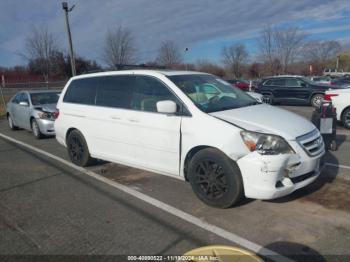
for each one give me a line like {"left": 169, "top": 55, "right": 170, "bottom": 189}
{"left": 1, "top": 0, "right": 350, "bottom": 67}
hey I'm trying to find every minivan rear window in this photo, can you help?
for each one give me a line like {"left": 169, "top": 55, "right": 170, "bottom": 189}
{"left": 96, "top": 76, "right": 134, "bottom": 109}
{"left": 63, "top": 78, "right": 98, "bottom": 105}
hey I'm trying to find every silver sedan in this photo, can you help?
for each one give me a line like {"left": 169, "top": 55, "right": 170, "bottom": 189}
{"left": 6, "top": 90, "right": 60, "bottom": 139}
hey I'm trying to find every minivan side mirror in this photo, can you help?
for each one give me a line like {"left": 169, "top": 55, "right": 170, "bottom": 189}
{"left": 156, "top": 100, "right": 177, "bottom": 114}
{"left": 300, "top": 82, "right": 306, "bottom": 87}
{"left": 19, "top": 101, "right": 29, "bottom": 106}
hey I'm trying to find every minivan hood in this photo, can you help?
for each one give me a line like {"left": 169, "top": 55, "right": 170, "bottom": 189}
{"left": 209, "top": 104, "right": 315, "bottom": 140}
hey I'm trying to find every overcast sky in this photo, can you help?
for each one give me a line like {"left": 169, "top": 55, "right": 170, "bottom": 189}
{"left": 1, "top": 0, "right": 350, "bottom": 67}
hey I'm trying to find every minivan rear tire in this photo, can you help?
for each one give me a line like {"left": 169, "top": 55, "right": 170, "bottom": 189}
{"left": 67, "top": 130, "right": 95, "bottom": 167}
{"left": 188, "top": 148, "right": 244, "bottom": 208}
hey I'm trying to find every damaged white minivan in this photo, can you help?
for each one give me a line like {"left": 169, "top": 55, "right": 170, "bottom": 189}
{"left": 55, "top": 70, "right": 325, "bottom": 208}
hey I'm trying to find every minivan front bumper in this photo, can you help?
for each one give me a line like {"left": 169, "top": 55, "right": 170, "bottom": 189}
{"left": 236, "top": 144, "right": 324, "bottom": 200}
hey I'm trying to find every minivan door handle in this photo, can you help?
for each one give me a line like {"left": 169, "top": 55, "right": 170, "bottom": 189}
{"left": 110, "top": 115, "right": 121, "bottom": 120}
{"left": 127, "top": 118, "right": 140, "bottom": 123}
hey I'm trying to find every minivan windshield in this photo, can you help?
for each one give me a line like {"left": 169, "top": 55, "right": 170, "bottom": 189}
{"left": 30, "top": 92, "right": 60, "bottom": 106}
{"left": 167, "top": 74, "right": 257, "bottom": 113}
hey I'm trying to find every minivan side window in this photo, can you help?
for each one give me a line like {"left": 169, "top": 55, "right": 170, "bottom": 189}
{"left": 96, "top": 75, "right": 134, "bottom": 109}
{"left": 63, "top": 78, "right": 98, "bottom": 105}
{"left": 132, "top": 76, "right": 179, "bottom": 113}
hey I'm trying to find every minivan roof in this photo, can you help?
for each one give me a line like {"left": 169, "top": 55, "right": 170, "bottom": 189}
{"left": 71, "top": 70, "right": 209, "bottom": 80}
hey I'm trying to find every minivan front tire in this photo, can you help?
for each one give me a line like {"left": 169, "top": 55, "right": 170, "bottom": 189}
{"left": 67, "top": 130, "right": 95, "bottom": 167}
{"left": 188, "top": 148, "right": 243, "bottom": 208}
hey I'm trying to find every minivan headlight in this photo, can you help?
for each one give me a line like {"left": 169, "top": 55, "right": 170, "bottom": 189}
{"left": 240, "top": 131, "right": 295, "bottom": 155}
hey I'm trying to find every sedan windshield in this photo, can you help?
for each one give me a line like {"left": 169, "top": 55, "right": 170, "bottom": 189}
{"left": 167, "top": 74, "right": 257, "bottom": 113}
{"left": 30, "top": 92, "right": 60, "bottom": 106}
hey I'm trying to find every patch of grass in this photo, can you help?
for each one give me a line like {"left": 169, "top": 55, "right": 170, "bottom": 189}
{"left": 0, "top": 95, "right": 11, "bottom": 117}
{"left": 0, "top": 106, "right": 6, "bottom": 117}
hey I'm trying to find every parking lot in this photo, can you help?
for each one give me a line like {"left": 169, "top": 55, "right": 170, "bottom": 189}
{"left": 0, "top": 105, "right": 350, "bottom": 261}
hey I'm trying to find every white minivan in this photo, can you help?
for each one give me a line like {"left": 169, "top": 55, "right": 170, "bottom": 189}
{"left": 55, "top": 70, "right": 325, "bottom": 208}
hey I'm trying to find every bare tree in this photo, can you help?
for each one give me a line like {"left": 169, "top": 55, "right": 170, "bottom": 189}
{"left": 221, "top": 44, "right": 248, "bottom": 78}
{"left": 258, "top": 25, "right": 306, "bottom": 74}
{"left": 157, "top": 40, "right": 183, "bottom": 67}
{"left": 196, "top": 59, "right": 225, "bottom": 77}
{"left": 103, "top": 26, "right": 137, "bottom": 68}
{"left": 257, "top": 25, "right": 277, "bottom": 74}
{"left": 274, "top": 27, "right": 306, "bottom": 73}
{"left": 23, "top": 27, "right": 59, "bottom": 81}
{"left": 303, "top": 40, "right": 342, "bottom": 66}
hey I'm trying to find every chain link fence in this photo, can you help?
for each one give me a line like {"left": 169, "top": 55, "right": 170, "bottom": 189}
{"left": 0, "top": 81, "right": 66, "bottom": 117}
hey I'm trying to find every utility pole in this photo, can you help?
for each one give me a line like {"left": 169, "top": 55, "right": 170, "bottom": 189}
{"left": 62, "top": 2, "right": 76, "bottom": 76}
{"left": 336, "top": 55, "right": 340, "bottom": 71}
{"left": 184, "top": 47, "right": 189, "bottom": 70}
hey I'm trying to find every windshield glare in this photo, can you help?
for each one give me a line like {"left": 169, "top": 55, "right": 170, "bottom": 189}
{"left": 167, "top": 74, "right": 257, "bottom": 113}
{"left": 30, "top": 92, "right": 60, "bottom": 106}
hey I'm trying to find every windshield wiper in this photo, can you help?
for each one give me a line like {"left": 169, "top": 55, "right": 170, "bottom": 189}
{"left": 207, "top": 106, "right": 239, "bottom": 113}
{"left": 245, "top": 101, "right": 260, "bottom": 106}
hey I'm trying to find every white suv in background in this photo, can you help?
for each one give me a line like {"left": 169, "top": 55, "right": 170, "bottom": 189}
{"left": 325, "top": 88, "right": 350, "bottom": 129}
{"left": 55, "top": 70, "right": 325, "bottom": 208}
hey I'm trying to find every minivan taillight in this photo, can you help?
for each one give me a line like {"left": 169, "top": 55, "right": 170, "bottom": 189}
{"left": 53, "top": 110, "right": 59, "bottom": 119}
{"left": 324, "top": 94, "right": 338, "bottom": 101}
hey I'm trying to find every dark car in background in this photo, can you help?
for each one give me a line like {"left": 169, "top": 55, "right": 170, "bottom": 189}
{"left": 330, "top": 77, "right": 350, "bottom": 88}
{"left": 256, "top": 76, "right": 339, "bottom": 107}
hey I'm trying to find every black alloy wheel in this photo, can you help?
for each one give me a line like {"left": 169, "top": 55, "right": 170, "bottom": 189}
{"left": 194, "top": 160, "right": 228, "bottom": 200}
{"left": 67, "top": 130, "right": 95, "bottom": 166}
{"left": 188, "top": 148, "right": 243, "bottom": 208}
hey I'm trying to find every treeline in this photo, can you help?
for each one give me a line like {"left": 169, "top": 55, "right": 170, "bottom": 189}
{"left": 1, "top": 25, "right": 350, "bottom": 83}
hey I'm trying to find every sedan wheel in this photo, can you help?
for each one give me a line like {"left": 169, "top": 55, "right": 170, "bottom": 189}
{"left": 8, "top": 115, "right": 18, "bottom": 130}
{"left": 311, "top": 94, "right": 324, "bottom": 107}
{"left": 31, "top": 119, "right": 43, "bottom": 139}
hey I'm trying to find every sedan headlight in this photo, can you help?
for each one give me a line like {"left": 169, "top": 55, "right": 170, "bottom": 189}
{"left": 240, "top": 131, "right": 295, "bottom": 155}
{"left": 38, "top": 111, "right": 54, "bottom": 120}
